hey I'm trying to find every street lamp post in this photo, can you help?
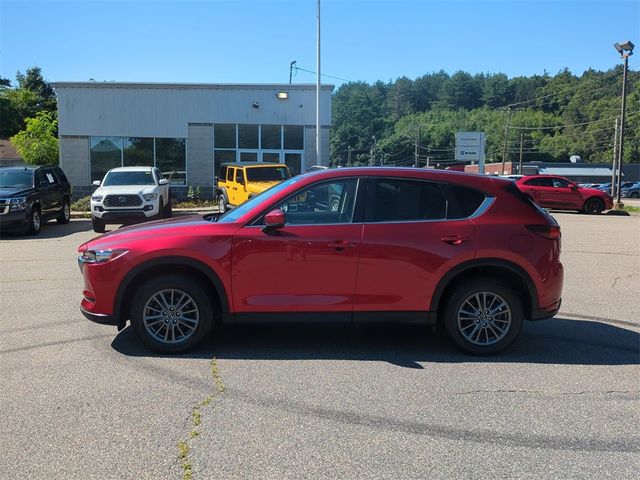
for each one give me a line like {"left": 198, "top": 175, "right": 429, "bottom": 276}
{"left": 613, "top": 40, "right": 634, "bottom": 207}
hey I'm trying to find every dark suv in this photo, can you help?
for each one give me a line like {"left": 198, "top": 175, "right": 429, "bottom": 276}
{"left": 78, "top": 167, "right": 563, "bottom": 355}
{"left": 0, "top": 166, "right": 72, "bottom": 235}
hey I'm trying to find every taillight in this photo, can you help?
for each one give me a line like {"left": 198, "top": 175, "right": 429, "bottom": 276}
{"left": 527, "top": 224, "right": 561, "bottom": 240}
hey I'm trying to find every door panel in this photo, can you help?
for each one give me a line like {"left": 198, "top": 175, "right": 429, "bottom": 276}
{"left": 354, "top": 220, "right": 476, "bottom": 312}
{"left": 231, "top": 224, "right": 362, "bottom": 312}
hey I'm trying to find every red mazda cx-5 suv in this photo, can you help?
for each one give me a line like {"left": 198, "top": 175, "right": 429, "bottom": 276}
{"left": 78, "top": 168, "right": 563, "bottom": 355}
{"left": 515, "top": 175, "right": 613, "bottom": 214}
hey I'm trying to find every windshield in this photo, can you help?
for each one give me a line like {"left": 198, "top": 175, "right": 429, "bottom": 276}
{"left": 246, "top": 167, "right": 290, "bottom": 182}
{"left": 0, "top": 171, "right": 33, "bottom": 188}
{"left": 103, "top": 171, "right": 156, "bottom": 186}
{"left": 217, "top": 176, "right": 301, "bottom": 223}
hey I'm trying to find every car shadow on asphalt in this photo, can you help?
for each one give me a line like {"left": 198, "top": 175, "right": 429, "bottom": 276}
{"left": 0, "top": 219, "right": 93, "bottom": 240}
{"left": 110, "top": 317, "right": 639, "bottom": 368}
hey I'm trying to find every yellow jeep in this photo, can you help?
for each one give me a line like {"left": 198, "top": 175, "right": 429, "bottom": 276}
{"left": 215, "top": 162, "right": 291, "bottom": 213}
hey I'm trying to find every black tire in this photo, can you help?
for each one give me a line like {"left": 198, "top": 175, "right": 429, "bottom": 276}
{"left": 164, "top": 196, "right": 172, "bottom": 218}
{"left": 27, "top": 207, "right": 42, "bottom": 235}
{"left": 583, "top": 197, "right": 604, "bottom": 215}
{"left": 217, "top": 194, "right": 227, "bottom": 213}
{"left": 57, "top": 199, "right": 71, "bottom": 224}
{"left": 130, "top": 274, "right": 214, "bottom": 353}
{"left": 630, "top": 192, "right": 639, "bottom": 199}
{"left": 443, "top": 278, "right": 523, "bottom": 355}
{"left": 92, "top": 216, "right": 105, "bottom": 233}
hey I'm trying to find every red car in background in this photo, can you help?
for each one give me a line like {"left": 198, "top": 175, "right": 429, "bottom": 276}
{"left": 516, "top": 175, "right": 613, "bottom": 214}
{"left": 78, "top": 168, "right": 563, "bottom": 356}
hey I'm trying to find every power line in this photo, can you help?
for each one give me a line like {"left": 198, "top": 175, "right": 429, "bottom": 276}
{"left": 293, "top": 65, "right": 353, "bottom": 83}
{"left": 508, "top": 110, "right": 639, "bottom": 130}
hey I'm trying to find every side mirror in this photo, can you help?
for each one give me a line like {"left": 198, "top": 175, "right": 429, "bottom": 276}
{"left": 92, "top": 180, "right": 101, "bottom": 187}
{"left": 570, "top": 185, "right": 578, "bottom": 191}
{"left": 264, "top": 209, "right": 285, "bottom": 229}
{"left": 159, "top": 178, "right": 169, "bottom": 186}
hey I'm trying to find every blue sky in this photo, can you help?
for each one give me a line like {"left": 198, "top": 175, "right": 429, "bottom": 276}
{"left": 1, "top": 0, "right": 638, "bottom": 86}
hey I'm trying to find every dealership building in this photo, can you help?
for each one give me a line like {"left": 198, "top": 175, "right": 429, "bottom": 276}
{"left": 53, "top": 82, "right": 333, "bottom": 198}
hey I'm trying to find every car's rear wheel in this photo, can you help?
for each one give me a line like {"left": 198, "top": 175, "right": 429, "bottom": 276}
{"left": 57, "top": 199, "right": 71, "bottom": 224}
{"left": 92, "top": 216, "right": 105, "bottom": 233}
{"left": 444, "top": 278, "right": 523, "bottom": 355}
{"left": 131, "top": 275, "right": 213, "bottom": 353}
{"left": 630, "top": 191, "right": 639, "bottom": 198}
{"left": 583, "top": 197, "right": 604, "bottom": 215}
{"left": 217, "top": 194, "right": 226, "bottom": 213}
{"left": 27, "top": 207, "right": 41, "bottom": 235}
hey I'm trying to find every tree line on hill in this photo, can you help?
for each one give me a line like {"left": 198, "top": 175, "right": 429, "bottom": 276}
{"left": 330, "top": 68, "right": 640, "bottom": 166}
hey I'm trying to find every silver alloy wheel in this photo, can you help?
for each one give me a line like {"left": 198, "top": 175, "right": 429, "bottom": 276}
{"left": 218, "top": 196, "right": 226, "bottom": 213}
{"left": 457, "top": 292, "right": 512, "bottom": 346}
{"left": 32, "top": 210, "right": 41, "bottom": 231}
{"left": 63, "top": 202, "right": 70, "bottom": 220}
{"left": 143, "top": 289, "right": 199, "bottom": 344}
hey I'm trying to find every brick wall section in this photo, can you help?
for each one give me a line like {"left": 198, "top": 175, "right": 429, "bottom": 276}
{"left": 187, "top": 124, "right": 214, "bottom": 189}
{"left": 60, "top": 137, "right": 90, "bottom": 193}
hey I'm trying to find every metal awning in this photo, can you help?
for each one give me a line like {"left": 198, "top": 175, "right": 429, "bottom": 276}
{"left": 538, "top": 167, "right": 620, "bottom": 177}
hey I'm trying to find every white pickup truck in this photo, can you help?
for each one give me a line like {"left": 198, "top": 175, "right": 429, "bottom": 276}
{"left": 90, "top": 166, "right": 171, "bottom": 233}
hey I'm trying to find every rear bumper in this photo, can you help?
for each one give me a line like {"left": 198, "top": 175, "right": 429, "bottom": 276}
{"left": 530, "top": 298, "right": 562, "bottom": 321}
{"left": 80, "top": 306, "right": 118, "bottom": 325}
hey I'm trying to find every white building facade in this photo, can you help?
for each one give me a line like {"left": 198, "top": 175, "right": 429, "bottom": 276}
{"left": 53, "top": 82, "right": 333, "bottom": 199}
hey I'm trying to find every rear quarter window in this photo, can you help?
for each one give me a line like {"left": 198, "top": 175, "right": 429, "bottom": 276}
{"left": 445, "top": 184, "right": 486, "bottom": 219}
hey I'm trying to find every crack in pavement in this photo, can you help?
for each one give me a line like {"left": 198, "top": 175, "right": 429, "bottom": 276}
{"left": 611, "top": 273, "right": 640, "bottom": 290}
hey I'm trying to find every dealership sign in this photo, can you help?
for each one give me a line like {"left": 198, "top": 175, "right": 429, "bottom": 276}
{"left": 455, "top": 132, "right": 486, "bottom": 174}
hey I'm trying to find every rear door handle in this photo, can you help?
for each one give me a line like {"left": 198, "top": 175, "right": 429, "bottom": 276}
{"left": 441, "top": 235, "right": 469, "bottom": 246}
{"left": 328, "top": 240, "right": 354, "bottom": 251}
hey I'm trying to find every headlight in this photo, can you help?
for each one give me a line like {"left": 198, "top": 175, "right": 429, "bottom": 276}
{"left": 91, "top": 195, "right": 103, "bottom": 202}
{"left": 78, "top": 249, "right": 128, "bottom": 272}
{"left": 9, "top": 197, "right": 27, "bottom": 211}
{"left": 143, "top": 193, "right": 158, "bottom": 201}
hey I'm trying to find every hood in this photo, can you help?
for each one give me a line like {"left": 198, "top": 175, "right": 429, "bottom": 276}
{"left": 246, "top": 181, "right": 280, "bottom": 195}
{"left": 0, "top": 187, "right": 35, "bottom": 198}
{"left": 95, "top": 185, "right": 158, "bottom": 196}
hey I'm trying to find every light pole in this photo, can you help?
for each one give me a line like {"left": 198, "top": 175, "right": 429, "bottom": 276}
{"left": 289, "top": 60, "right": 297, "bottom": 84}
{"left": 613, "top": 40, "right": 634, "bottom": 207}
{"left": 316, "top": 0, "right": 321, "bottom": 166}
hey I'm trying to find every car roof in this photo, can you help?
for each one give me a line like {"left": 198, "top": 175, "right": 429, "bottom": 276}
{"left": 0, "top": 166, "right": 41, "bottom": 172}
{"left": 107, "top": 166, "right": 155, "bottom": 173}
{"left": 220, "top": 162, "right": 286, "bottom": 168}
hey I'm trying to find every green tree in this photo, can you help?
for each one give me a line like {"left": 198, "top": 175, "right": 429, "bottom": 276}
{"left": 16, "top": 66, "right": 56, "bottom": 111}
{"left": 0, "top": 88, "right": 41, "bottom": 136}
{"left": 10, "top": 111, "right": 59, "bottom": 165}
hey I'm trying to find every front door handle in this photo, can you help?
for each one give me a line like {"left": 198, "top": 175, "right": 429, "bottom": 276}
{"left": 328, "top": 240, "right": 354, "bottom": 251}
{"left": 441, "top": 235, "right": 469, "bottom": 246}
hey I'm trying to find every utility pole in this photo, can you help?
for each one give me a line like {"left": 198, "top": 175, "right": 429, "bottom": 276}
{"left": 370, "top": 136, "right": 376, "bottom": 166}
{"left": 501, "top": 107, "right": 512, "bottom": 175}
{"left": 347, "top": 146, "right": 352, "bottom": 167}
{"left": 315, "top": 0, "right": 321, "bottom": 166}
{"left": 414, "top": 125, "right": 421, "bottom": 167}
{"left": 289, "top": 60, "right": 296, "bottom": 84}
{"left": 611, "top": 117, "right": 619, "bottom": 198}
{"left": 519, "top": 132, "right": 524, "bottom": 175}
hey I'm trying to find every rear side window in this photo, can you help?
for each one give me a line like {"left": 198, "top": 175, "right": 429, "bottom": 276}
{"left": 227, "top": 167, "right": 235, "bottom": 182}
{"left": 525, "top": 177, "right": 553, "bottom": 187}
{"left": 236, "top": 169, "right": 245, "bottom": 184}
{"left": 366, "top": 178, "right": 446, "bottom": 222}
{"left": 445, "top": 185, "right": 486, "bottom": 219}
{"left": 54, "top": 168, "right": 69, "bottom": 184}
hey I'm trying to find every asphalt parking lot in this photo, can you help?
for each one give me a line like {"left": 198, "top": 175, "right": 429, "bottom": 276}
{"left": 1, "top": 212, "right": 638, "bottom": 479}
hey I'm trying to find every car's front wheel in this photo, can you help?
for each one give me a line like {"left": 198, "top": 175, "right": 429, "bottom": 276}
{"left": 217, "top": 194, "right": 227, "bottom": 213}
{"left": 583, "top": 197, "right": 604, "bottom": 214}
{"left": 131, "top": 275, "right": 213, "bottom": 353}
{"left": 630, "top": 191, "right": 639, "bottom": 199}
{"left": 444, "top": 278, "right": 523, "bottom": 355}
{"left": 27, "top": 207, "right": 41, "bottom": 235}
{"left": 92, "top": 216, "right": 105, "bottom": 233}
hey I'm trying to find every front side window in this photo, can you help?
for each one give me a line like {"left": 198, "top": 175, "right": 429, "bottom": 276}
{"left": 103, "top": 171, "right": 156, "bottom": 186}
{"left": 227, "top": 167, "right": 235, "bottom": 182}
{"left": 366, "top": 178, "right": 446, "bottom": 222}
{"left": 551, "top": 178, "right": 570, "bottom": 188}
{"left": 276, "top": 179, "right": 358, "bottom": 225}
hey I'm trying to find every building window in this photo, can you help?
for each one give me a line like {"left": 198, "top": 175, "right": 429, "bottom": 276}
{"left": 261, "top": 125, "right": 281, "bottom": 149}
{"left": 156, "top": 138, "right": 186, "bottom": 185}
{"left": 284, "top": 126, "right": 304, "bottom": 150}
{"left": 238, "top": 124, "right": 259, "bottom": 149}
{"left": 214, "top": 124, "right": 236, "bottom": 149}
{"left": 123, "top": 137, "right": 154, "bottom": 167}
{"left": 90, "top": 137, "right": 122, "bottom": 182}
{"left": 285, "top": 153, "right": 302, "bottom": 176}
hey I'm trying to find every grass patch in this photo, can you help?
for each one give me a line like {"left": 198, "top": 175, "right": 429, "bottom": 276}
{"left": 176, "top": 358, "right": 225, "bottom": 480}
{"left": 622, "top": 205, "right": 640, "bottom": 214}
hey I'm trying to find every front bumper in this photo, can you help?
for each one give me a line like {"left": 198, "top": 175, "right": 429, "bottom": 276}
{"left": 80, "top": 306, "right": 119, "bottom": 326}
{"left": 0, "top": 209, "right": 29, "bottom": 229}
